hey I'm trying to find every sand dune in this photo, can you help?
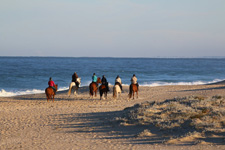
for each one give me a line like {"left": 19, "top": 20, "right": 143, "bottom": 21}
{"left": 1, "top": 84, "right": 225, "bottom": 149}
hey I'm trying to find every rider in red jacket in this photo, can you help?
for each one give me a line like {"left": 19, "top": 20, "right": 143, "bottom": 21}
{"left": 48, "top": 77, "right": 56, "bottom": 93}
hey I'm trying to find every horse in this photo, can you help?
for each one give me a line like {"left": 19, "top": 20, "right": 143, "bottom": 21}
{"left": 129, "top": 84, "right": 138, "bottom": 99}
{"left": 99, "top": 84, "right": 108, "bottom": 100}
{"left": 113, "top": 83, "right": 121, "bottom": 99}
{"left": 89, "top": 77, "right": 101, "bottom": 98}
{"left": 45, "top": 84, "right": 58, "bottom": 102}
{"left": 68, "top": 78, "right": 81, "bottom": 96}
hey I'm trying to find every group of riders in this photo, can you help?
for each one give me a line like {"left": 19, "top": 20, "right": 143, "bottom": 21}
{"left": 48, "top": 72, "right": 139, "bottom": 94}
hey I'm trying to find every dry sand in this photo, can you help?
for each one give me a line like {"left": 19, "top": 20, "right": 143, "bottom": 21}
{"left": 1, "top": 84, "right": 225, "bottom": 150}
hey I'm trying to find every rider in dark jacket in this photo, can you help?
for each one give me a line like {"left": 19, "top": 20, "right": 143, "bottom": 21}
{"left": 72, "top": 72, "right": 79, "bottom": 88}
{"left": 101, "top": 75, "right": 109, "bottom": 91}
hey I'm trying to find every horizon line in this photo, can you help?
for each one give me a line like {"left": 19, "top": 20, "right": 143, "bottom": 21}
{"left": 1, "top": 56, "right": 225, "bottom": 59}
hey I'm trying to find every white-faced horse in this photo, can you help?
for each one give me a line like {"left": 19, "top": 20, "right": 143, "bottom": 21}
{"left": 68, "top": 78, "right": 81, "bottom": 96}
{"left": 113, "top": 84, "right": 121, "bottom": 99}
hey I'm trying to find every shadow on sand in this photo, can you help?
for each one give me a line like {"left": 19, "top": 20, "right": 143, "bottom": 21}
{"left": 49, "top": 111, "right": 171, "bottom": 145}
{"left": 49, "top": 109, "right": 225, "bottom": 145}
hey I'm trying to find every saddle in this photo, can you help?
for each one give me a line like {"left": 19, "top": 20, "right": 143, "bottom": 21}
{"left": 49, "top": 86, "right": 56, "bottom": 94}
{"left": 115, "top": 82, "right": 122, "bottom": 90}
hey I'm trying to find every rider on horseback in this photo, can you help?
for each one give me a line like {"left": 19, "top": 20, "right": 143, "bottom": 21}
{"left": 102, "top": 75, "right": 109, "bottom": 91}
{"left": 48, "top": 77, "right": 56, "bottom": 94}
{"left": 92, "top": 73, "right": 98, "bottom": 86}
{"left": 115, "top": 75, "right": 122, "bottom": 91}
{"left": 72, "top": 72, "right": 79, "bottom": 88}
{"left": 131, "top": 74, "right": 139, "bottom": 90}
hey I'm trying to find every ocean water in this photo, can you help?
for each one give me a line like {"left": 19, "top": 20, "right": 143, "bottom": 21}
{"left": 0, "top": 57, "right": 225, "bottom": 97}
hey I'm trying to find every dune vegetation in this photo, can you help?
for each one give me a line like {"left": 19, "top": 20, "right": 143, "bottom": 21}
{"left": 113, "top": 95, "right": 225, "bottom": 145}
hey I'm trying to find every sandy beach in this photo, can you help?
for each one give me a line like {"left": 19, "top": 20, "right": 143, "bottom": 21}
{"left": 1, "top": 84, "right": 225, "bottom": 150}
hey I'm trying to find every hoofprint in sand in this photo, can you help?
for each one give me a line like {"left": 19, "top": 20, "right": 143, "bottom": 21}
{"left": 1, "top": 84, "right": 225, "bottom": 150}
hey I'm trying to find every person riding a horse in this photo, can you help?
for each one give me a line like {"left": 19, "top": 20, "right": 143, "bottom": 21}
{"left": 102, "top": 75, "right": 109, "bottom": 91}
{"left": 48, "top": 77, "right": 56, "bottom": 94}
{"left": 131, "top": 74, "right": 139, "bottom": 90}
{"left": 92, "top": 73, "right": 98, "bottom": 86}
{"left": 72, "top": 72, "right": 79, "bottom": 88}
{"left": 115, "top": 75, "right": 122, "bottom": 91}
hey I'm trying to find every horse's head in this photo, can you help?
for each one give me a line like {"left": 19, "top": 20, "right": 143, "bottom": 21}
{"left": 77, "top": 78, "right": 81, "bottom": 84}
{"left": 97, "top": 77, "right": 102, "bottom": 84}
{"left": 54, "top": 84, "right": 58, "bottom": 91}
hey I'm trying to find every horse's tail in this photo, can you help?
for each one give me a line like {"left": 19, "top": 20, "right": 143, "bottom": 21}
{"left": 45, "top": 87, "right": 51, "bottom": 100}
{"left": 68, "top": 83, "right": 73, "bottom": 96}
{"left": 113, "top": 86, "right": 116, "bottom": 98}
{"left": 89, "top": 84, "right": 93, "bottom": 96}
{"left": 45, "top": 88, "right": 47, "bottom": 95}
{"left": 129, "top": 84, "right": 132, "bottom": 98}
{"left": 99, "top": 85, "right": 103, "bottom": 97}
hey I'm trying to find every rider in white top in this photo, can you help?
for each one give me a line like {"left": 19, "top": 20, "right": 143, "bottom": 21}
{"left": 115, "top": 75, "right": 122, "bottom": 91}
{"left": 131, "top": 74, "right": 139, "bottom": 89}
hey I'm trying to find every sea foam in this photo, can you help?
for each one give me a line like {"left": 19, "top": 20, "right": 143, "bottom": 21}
{"left": 0, "top": 87, "right": 69, "bottom": 97}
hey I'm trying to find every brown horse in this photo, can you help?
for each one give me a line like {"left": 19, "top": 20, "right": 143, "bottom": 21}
{"left": 129, "top": 84, "right": 138, "bottom": 99}
{"left": 99, "top": 84, "right": 108, "bottom": 100}
{"left": 89, "top": 77, "right": 101, "bottom": 98}
{"left": 45, "top": 84, "right": 58, "bottom": 102}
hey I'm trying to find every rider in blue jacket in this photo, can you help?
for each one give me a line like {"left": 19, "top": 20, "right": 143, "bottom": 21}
{"left": 92, "top": 73, "right": 97, "bottom": 86}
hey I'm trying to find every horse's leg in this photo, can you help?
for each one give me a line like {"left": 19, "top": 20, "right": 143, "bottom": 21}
{"left": 49, "top": 95, "right": 52, "bottom": 102}
{"left": 53, "top": 95, "right": 55, "bottom": 102}
{"left": 99, "top": 89, "right": 104, "bottom": 100}
{"left": 129, "top": 85, "right": 132, "bottom": 99}
{"left": 92, "top": 90, "right": 94, "bottom": 99}
{"left": 89, "top": 85, "right": 94, "bottom": 98}
{"left": 136, "top": 91, "right": 138, "bottom": 99}
{"left": 133, "top": 91, "right": 135, "bottom": 99}
{"left": 89, "top": 91, "right": 92, "bottom": 98}
{"left": 73, "top": 88, "right": 77, "bottom": 96}
{"left": 103, "top": 93, "right": 105, "bottom": 100}
{"left": 46, "top": 94, "right": 48, "bottom": 102}
{"left": 90, "top": 93, "right": 93, "bottom": 99}
{"left": 113, "top": 88, "right": 116, "bottom": 99}
{"left": 91, "top": 89, "right": 94, "bottom": 99}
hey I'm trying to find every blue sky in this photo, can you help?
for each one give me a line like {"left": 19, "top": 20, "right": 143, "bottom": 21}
{"left": 1, "top": 0, "right": 225, "bottom": 57}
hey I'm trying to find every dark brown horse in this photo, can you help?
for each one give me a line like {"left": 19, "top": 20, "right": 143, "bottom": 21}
{"left": 99, "top": 84, "right": 108, "bottom": 100}
{"left": 45, "top": 84, "right": 58, "bottom": 102}
{"left": 129, "top": 84, "right": 138, "bottom": 99}
{"left": 89, "top": 77, "right": 101, "bottom": 98}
